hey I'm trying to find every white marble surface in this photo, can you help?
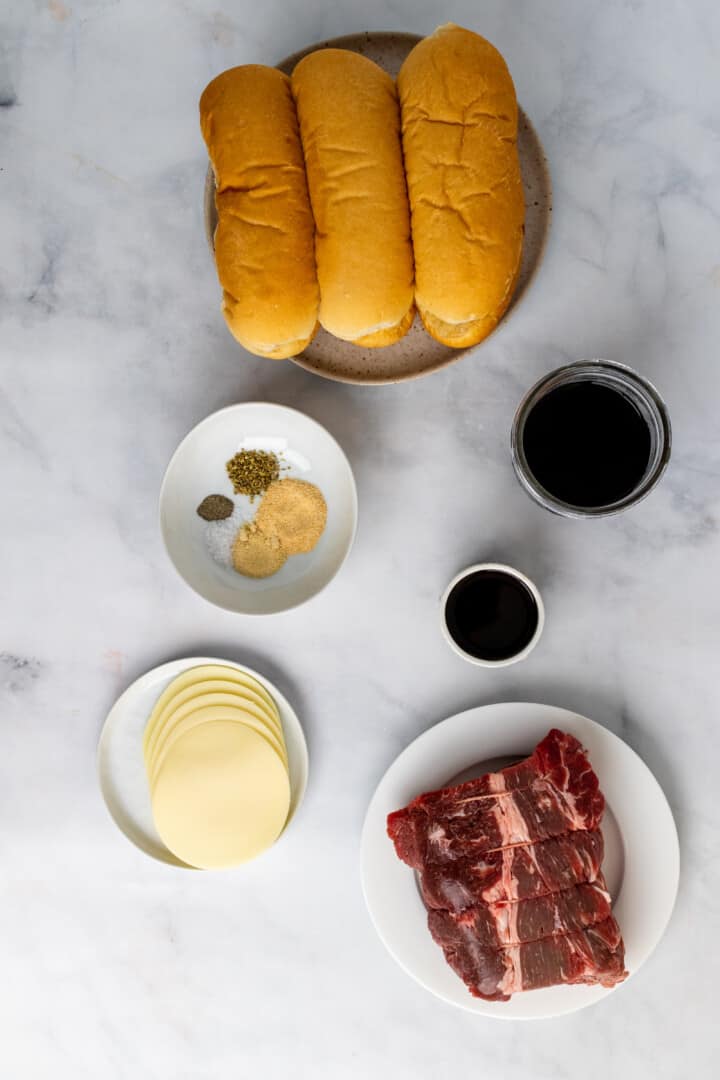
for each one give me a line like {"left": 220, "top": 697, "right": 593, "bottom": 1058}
{"left": 1, "top": 1, "right": 719, "bottom": 1076}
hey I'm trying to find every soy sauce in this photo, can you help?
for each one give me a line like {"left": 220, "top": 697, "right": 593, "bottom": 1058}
{"left": 521, "top": 381, "right": 652, "bottom": 509}
{"left": 445, "top": 570, "right": 539, "bottom": 662}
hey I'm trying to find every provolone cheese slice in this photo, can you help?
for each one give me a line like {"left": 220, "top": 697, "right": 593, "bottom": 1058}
{"left": 147, "top": 692, "right": 284, "bottom": 774}
{"left": 151, "top": 720, "right": 291, "bottom": 869}
{"left": 145, "top": 680, "right": 283, "bottom": 765}
{"left": 143, "top": 665, "right": 279, "bottom": 754}
{"left": 150, "top": 702, "right": 288, "bottom": 787}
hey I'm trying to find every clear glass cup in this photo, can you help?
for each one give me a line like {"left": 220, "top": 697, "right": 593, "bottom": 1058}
{"left": 511, "top": 359, "right": 672, "bottom": 519}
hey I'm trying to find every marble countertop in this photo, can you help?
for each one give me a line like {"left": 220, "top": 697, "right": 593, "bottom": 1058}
{"left": 2, "top": 1, "right": 719, "bottom": 1076}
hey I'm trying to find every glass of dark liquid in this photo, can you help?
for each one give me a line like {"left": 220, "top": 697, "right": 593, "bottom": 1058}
{"left": 441, "top": 563, "right": 544, "bottom": 667}
{"left": 511, "top": 359, "right": 671, "bottom": 518}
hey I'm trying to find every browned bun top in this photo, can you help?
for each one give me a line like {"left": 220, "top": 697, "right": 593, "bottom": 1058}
{"left": 292, "top": 49, "right": 414, "bottom": 344}
{"left": 200, "top": 65, "right": 319, "bottom": 358}
{"left": 398, "top": 25, "right": 524, "bottom": 348}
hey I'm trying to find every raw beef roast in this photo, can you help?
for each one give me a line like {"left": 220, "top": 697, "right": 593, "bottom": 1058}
{"left": 387, "top": 729, "right": 627, "bottom": 1000}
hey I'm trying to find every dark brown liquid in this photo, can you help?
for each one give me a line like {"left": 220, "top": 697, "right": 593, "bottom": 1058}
{"left": 445, "top": 570, "right": 539, "bottom": 662}
{"left": 521, "top": 381, "right": 652, "bottom": 508}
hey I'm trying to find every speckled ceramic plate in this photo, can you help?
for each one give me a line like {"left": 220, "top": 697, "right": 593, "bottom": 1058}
{"left": 203, "top": 30, "right": 552, "bottom": 385}
{"left": 361, "top": 704, "right": 679, "bottom": 1019}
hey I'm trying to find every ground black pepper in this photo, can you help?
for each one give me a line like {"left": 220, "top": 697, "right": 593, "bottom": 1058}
{"left": 196, "top": 494, "right": 235, "bottom": 521}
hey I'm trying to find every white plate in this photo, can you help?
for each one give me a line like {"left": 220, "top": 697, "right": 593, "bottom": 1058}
{"left": 361, "top": 703, "right": 679, "bottom": 1019}
{"left": 98, "top": 656, "right": 309, "bottom": 868}
{"left": 160, "top": 403, "right": 358, "bottom": 614}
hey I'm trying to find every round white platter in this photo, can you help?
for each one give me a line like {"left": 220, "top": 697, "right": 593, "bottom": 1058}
{"left": 361, "top": 702, "right": 679, "bottom": 1019}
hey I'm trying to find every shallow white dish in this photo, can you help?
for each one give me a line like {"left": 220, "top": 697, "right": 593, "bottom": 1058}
{"left": 160, "top": 402, "right": 358, "bottom": 614}
{"left": 98, "top": 656, "right": 309, "bottom": 868}
{"left": 361, "top": 702, "right": 679, "bottom": 1019}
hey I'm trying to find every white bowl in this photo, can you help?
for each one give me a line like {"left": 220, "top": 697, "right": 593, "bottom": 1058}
{"left": 440, "top": 562, "right": 545, "bottom": 667}
{"left": 160, "top": 403, "right": 358, "bottom": 614}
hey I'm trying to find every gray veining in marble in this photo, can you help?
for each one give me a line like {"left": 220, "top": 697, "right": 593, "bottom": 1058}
{"left": 1, "top": 1, "right": 719, "bottom": 1076}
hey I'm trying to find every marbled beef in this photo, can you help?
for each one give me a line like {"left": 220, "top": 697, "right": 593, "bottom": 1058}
{"left": 387, "top": 729, "right": 627, "bottom": 1000}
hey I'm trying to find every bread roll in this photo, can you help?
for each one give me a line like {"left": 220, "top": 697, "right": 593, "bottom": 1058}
{"left": 291, "top": 50, "right": 414, "bottom": 346}
{"left": 199, "top": 65, "right": 319, "bottom": 359}
{"left": 397, "top": 25, "right": 524, "bottom": 348}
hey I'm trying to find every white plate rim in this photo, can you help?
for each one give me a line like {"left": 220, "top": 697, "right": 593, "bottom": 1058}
{"left": 360, "top": 702, "right": 679, "bottom": 1019}
{"left": 97, "top": 655, "right": 309, "bottom": 868}
{"left": 158, "top": 401, "right": 359, "bottom": 615}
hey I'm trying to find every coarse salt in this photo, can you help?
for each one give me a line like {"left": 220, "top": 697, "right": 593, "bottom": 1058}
{"left": 204, "top": 507, "right": 244, "bottom": 569}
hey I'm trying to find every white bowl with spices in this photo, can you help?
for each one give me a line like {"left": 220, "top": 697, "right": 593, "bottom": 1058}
{"left": 159, "top": 403, "right": 358, "bottom": 614}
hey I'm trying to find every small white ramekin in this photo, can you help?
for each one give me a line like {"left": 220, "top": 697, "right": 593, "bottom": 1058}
{"left": 440, "top": 563, "right": 545, "bottom": 668}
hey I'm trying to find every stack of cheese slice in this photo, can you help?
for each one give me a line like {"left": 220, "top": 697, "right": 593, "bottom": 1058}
{"left": 142, "top": 665, "right": 291, "bottom": 869}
